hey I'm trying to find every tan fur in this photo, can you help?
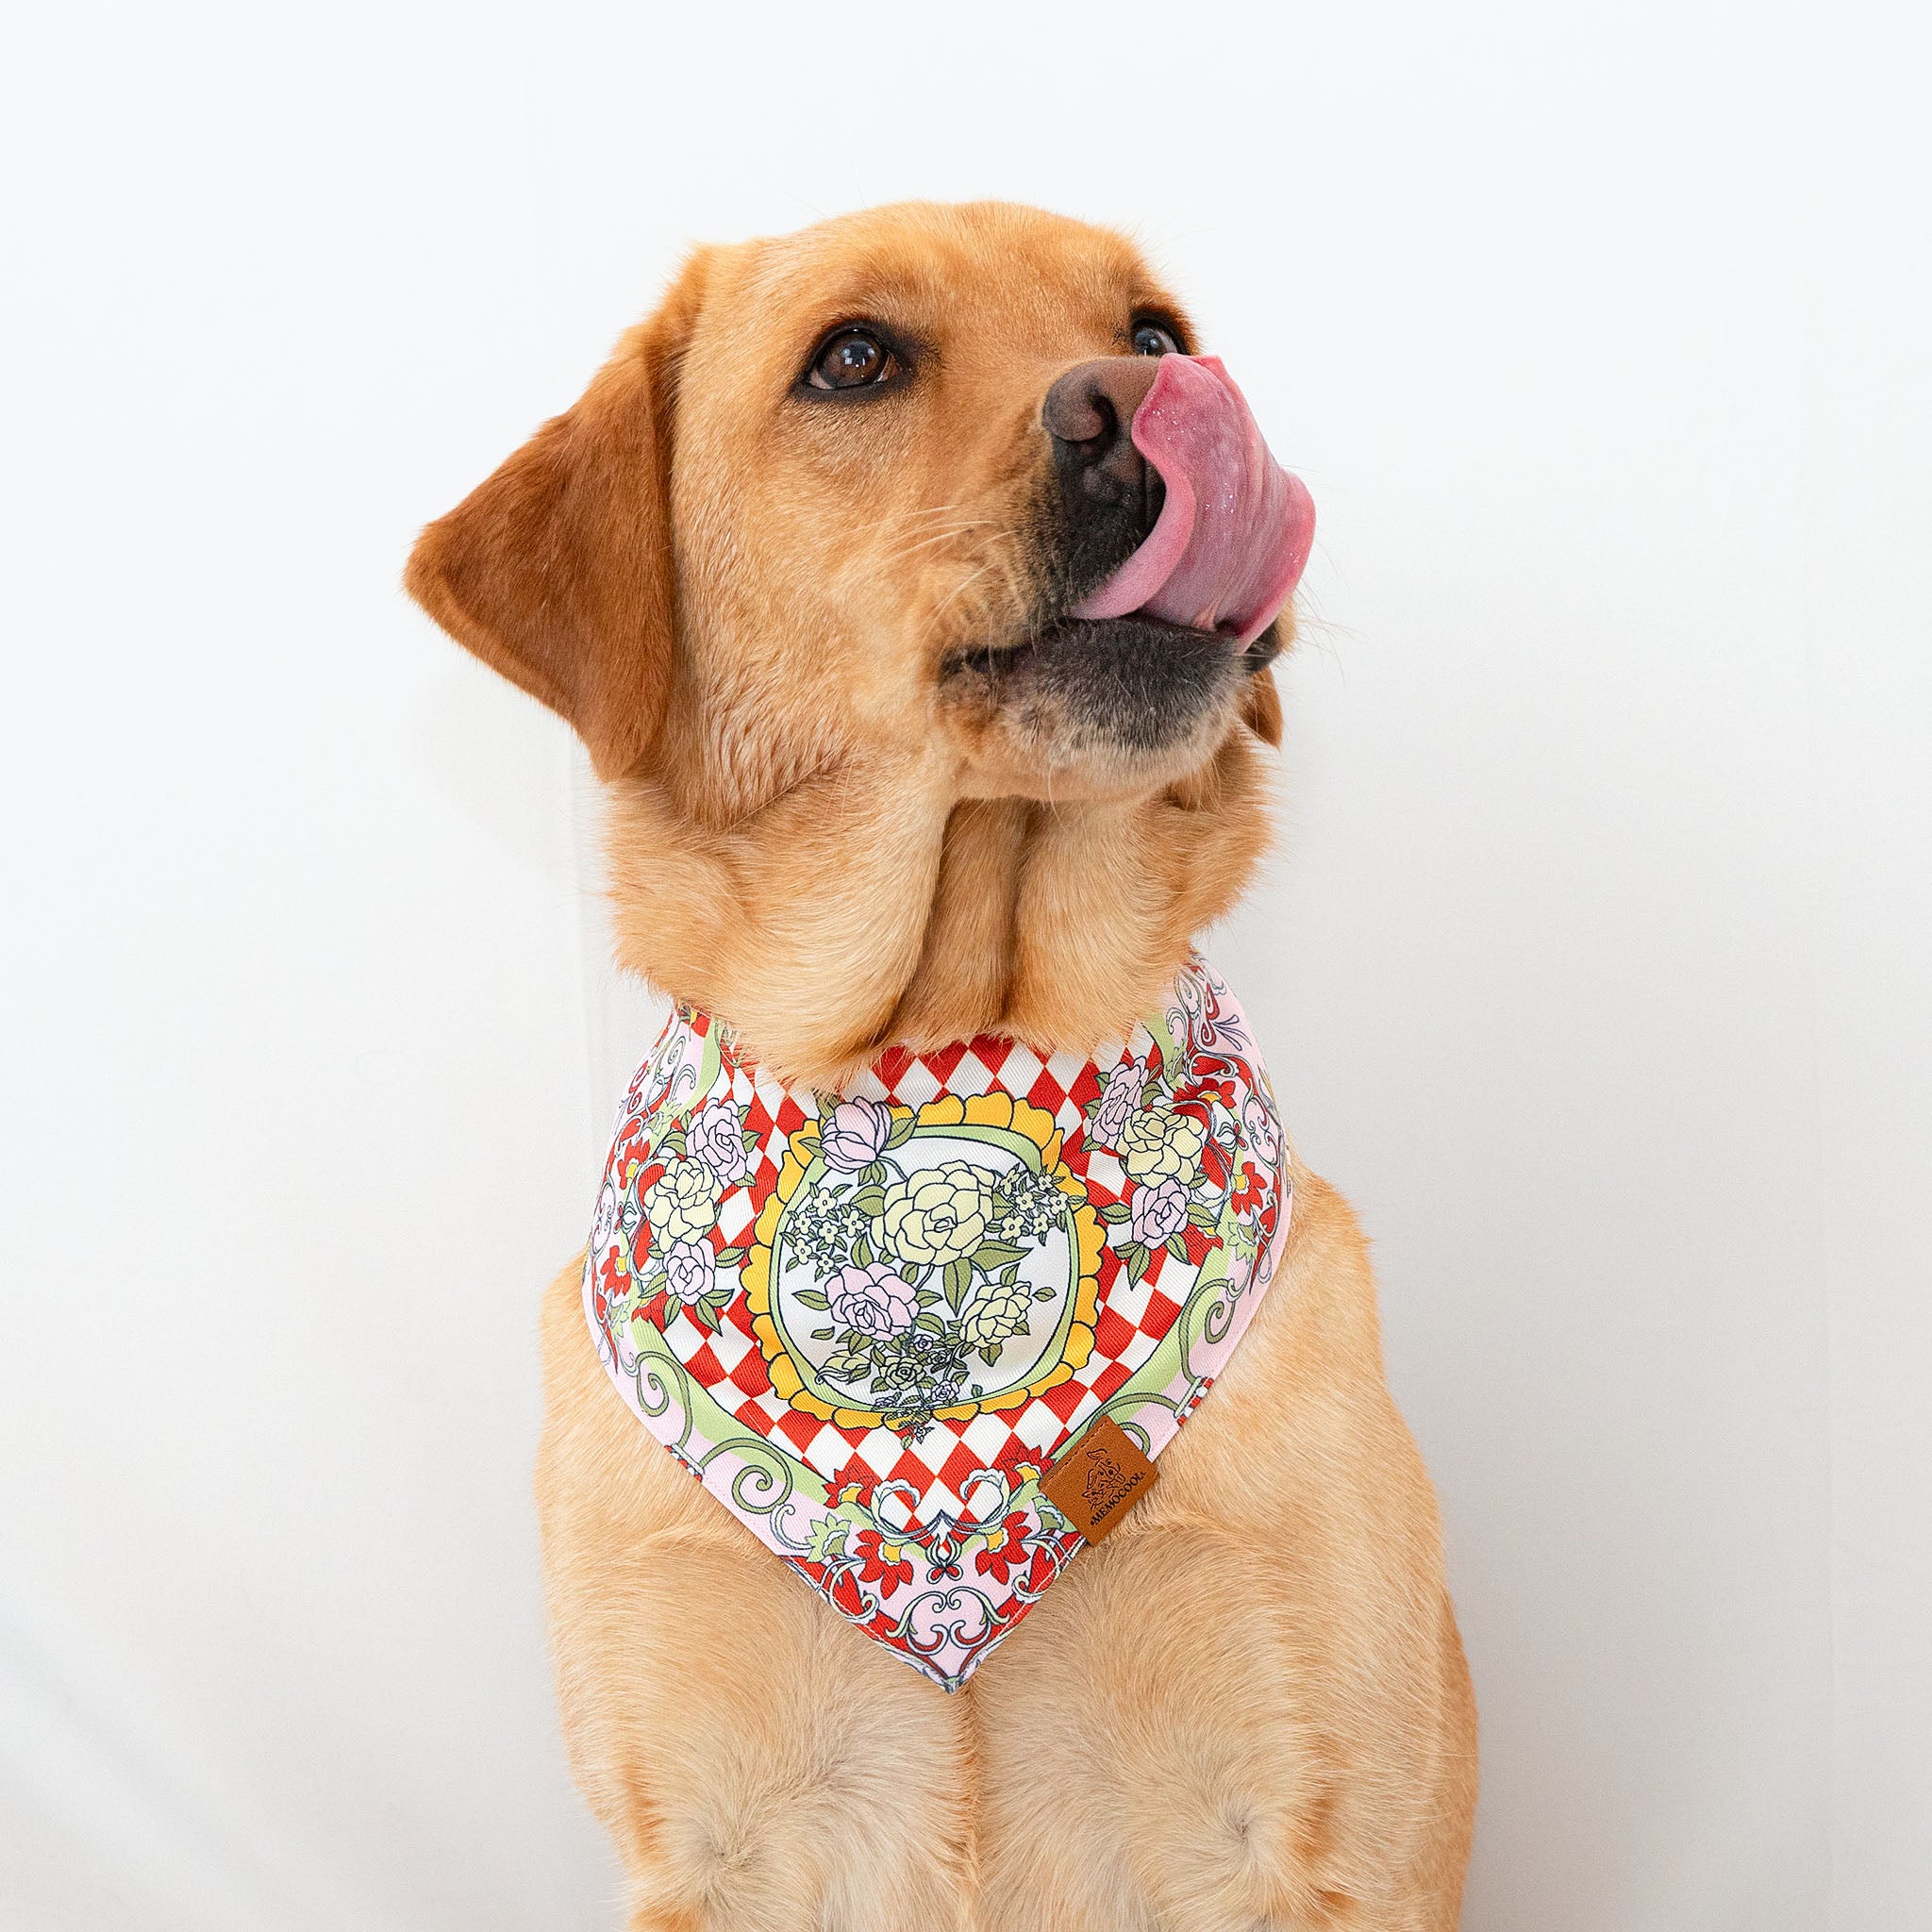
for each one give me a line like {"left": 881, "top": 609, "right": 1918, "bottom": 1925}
{"left": 412, "top": 200, "right": 1475, "bottom": 1928}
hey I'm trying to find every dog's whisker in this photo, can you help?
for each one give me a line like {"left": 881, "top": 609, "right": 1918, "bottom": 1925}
{"left": 874, "top": 525, "right": 1006, "bottom": 577}
{"left": 992, "top": 550, "right": 1025, "bottom": 628}
{"left": 902, "top": 502, "right": 992, "bottom": 522}
{"left": 931, "top": 559, "right": 1001, "bottom": 625}
{"left": 891, "top": 526, "right": 994, "bottom": 560}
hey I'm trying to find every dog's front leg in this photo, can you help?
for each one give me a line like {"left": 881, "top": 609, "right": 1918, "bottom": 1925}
{"left": 538, "top": 1260, "right": 976, "bottom": 1932}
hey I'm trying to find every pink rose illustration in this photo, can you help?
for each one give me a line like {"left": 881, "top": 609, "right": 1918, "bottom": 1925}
{"left": 821, "top": 1096, "right": 891, "bottom": 1172}
{"left": 1128, "top": 1176, "right": 1189, "bottom": 1247}
{"left": 687, "top": 1100, "right": 750, "bottom": 1187}
{"left": 663, "top": 1239, "right": 715, "bottom": 1306}
{"left": 1091, "top": 1061, "right": 1144, "bottom": 1147}
{"left": 827, "top": 1260, "right": 917, "bottom": 1339}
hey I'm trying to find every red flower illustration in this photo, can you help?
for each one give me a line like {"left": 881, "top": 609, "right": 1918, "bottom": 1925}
{"left": 829, "top": 1460, "right": 879, "bottom": 1510}
{"left": 853, "top": 1528, "right": 915, "bottom": 1593}
{"left": 593, "top": 1246, "right": 631, "bottom": 1315}
{"left": 974, "top": 1511, "right": 1033, "bottom": 1584}
{"left": 1200, "top": 1136, "right": 1230, "bottom": 1190}
{"left": 1178, "top": 1077, "right": 1236, "bottom": 1113}
{"left": 1231, "top": 1161, "right": 1267, "bottom": 1219}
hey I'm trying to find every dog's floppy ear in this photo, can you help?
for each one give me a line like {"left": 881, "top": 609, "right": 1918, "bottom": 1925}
{"left": 405, "top": 255, "right": 708, "bottom": 778}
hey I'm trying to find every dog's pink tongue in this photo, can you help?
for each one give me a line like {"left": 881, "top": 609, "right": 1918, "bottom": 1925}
{"left": 1072, "top": 356, "right": 1314, "bottom": 645}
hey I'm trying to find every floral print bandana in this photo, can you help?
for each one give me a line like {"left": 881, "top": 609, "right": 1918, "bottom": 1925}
{"left": 583, "top": 957, "right": 1291, "bottom": 1691}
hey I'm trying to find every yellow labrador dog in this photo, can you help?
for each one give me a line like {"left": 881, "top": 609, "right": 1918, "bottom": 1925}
{"left": 408, "top": 200, "right": 1475, "bottom": 1931}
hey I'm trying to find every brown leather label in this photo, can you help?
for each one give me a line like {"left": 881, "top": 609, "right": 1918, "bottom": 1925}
{"left": 1040, "top": 1414, "right": 1158, "bottom": 1543}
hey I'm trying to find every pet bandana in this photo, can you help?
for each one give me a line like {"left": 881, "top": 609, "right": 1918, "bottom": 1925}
{"left": 583, "top": 957, "right": 1291, "bottom": 1690}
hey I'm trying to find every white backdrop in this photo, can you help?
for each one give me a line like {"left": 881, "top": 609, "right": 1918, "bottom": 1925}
{"left": 4, "top": 3, "right": 1927, "bottom": 1927}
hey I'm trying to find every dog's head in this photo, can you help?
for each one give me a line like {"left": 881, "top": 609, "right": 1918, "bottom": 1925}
{"left": 408, "top": 201, "right": 1309, "bottom": 1073}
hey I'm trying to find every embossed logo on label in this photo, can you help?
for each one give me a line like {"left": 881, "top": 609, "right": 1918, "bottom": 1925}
{"left": 1041, "top": 1413, "right": 1158, "bottom": 1543}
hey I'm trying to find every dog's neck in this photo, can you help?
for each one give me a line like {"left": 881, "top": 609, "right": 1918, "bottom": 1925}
{"left": 602, "top": 726, "right": 1271, "bottom": 1086}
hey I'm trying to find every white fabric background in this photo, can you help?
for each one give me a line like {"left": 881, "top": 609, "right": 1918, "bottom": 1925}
{"left": 3, "top": 3, "right": 1926, "bottom": 1926}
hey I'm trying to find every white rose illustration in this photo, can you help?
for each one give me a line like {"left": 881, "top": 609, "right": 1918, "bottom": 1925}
{"left": 958, "top": 1276, "right": 1033, "bottom": 1351}
{"left": 1118, "top": 1105, "right": 1207, "bottom": 1184}
{"left": 641, "top": 1155, "right": 722, "bottom": 1244}
{"left": 878, "top": 1161, "right": 992, "bottom": 1268}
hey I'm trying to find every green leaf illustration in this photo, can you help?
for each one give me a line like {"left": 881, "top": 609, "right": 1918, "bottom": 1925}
{"left": 803, "top": 1519, "right": 849, "bottom": 1563}
{"left": 852, "top": 1185, "right": 888, "bottom": 1215}
{"left": 1098, "top": 1201, "right": 1131, "bottom": 1224}
{"left": 884, "top": 1112, "right": 915, "bottom": 1149}
{"left": 810, "top": 1326, "right": 834, "bottom": 1341}
{"left": 1125, "top": 1241, "right": 1151, "bottom": 1285}
{"left": 1165, "top": 1235, "right": 1190, "bottom": 1263}
{"left": 942, "top": 1257, "right": 972, "bottom": 1312}
{"left": 793, "top": 1289, "right": 830, "bottom": 1310}
{"left": 972, "top": 1240, "right": 1026, "bottom": 1271}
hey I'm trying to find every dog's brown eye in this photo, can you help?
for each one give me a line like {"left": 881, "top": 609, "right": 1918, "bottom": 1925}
{"left": 1132, "top": 321, "right": 1180, "bottom": 357}
{"left": 807, "top": 327, "right": 896, "bottom": 391}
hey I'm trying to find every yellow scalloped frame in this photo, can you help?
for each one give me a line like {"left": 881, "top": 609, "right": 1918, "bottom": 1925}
{"left": 741, "top": 1092, "right": 1104, "bottom": 1428}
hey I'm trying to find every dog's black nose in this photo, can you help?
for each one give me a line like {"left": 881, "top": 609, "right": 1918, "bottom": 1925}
{"left": 1043, "top": 358, "right": 1167, "bottom": 555}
